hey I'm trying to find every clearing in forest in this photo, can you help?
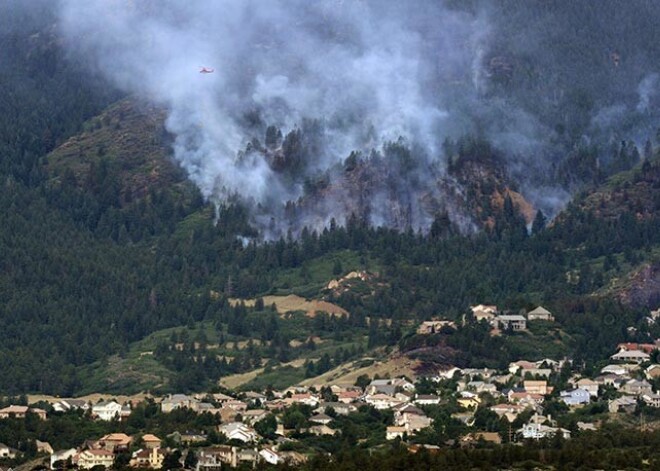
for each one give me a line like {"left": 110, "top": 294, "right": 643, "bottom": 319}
{"left": 229, "top": 294, "right": 348, "bottom": 317}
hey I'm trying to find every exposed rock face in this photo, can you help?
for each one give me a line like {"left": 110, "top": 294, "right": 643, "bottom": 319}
{"left": 615, "top": 262, "right": 660, "bottom": 309}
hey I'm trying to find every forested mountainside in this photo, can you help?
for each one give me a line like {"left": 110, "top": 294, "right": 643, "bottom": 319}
{"left": 0, "top": 0, "right": 660, "bottom": 397}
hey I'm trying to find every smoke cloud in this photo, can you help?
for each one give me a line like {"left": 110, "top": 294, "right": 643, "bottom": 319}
{"left": 57, "top": 0, "right": 660, "bottom": 238}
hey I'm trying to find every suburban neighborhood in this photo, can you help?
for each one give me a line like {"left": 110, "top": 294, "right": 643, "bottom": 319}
{"left": 0, "top": 304, "right": 658, "bottom": 469}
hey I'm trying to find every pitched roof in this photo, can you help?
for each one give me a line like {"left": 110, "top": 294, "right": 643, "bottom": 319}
{"left": 528, "top": 306, "right": 551, "bottom": 316}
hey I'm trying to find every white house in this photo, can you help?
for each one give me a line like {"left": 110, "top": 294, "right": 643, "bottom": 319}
{"left": 642, "top": 393, "right": 660, "bottom": 408}
{"left": 527, "top": 306, "right": 555, "bottom": 322}
{"left": 92, "top": 401, "right": 123, "bottom": 421}
{"left": 0, "top": 443, "right": 17, "bottom": 459}
{"left": 573, "top": 378, "right": 599, "bottom": 397}
{"left": 50, "top": 448, "right": 77, "bottom": 470}
{"left": 258, "top": 447, "right": 280, "bottom": 465}
{"left": 386, "top": 426, "right": 407, "bottom": 440}
{"left": 610, "top": 350, "right": 650, "bottom": 363}
{"left": 496, "top": 315, "right": 527, "bottom": 331}
{"left": 471, "top": 305, "right": 498, "bottom": 322}
{"left": 518, "top": 423, "right": 571, "bottom": 440}
{"left": 414, "top": 395, "right": 441, "bottom": 406}
{"left": 364, "top": 394, "right": 401, "bottom": 410}
{"left": 218, "top": 422, "right": 258, "bottom": 443}
{"left": 161, "top": 394, "right": 199, "bottom": 413}
{"left": 52, "top": 399, "right": 90, "bottom": 413}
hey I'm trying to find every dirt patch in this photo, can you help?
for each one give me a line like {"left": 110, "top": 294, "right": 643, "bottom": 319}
{"left": 219, "top": 359, "right": 307, "bottom": 390}
{"left": 230, "top": 295, "right": 348, "bottom": 317}
{"left": 299, "top": 354, "right": 419, "bottom": 388}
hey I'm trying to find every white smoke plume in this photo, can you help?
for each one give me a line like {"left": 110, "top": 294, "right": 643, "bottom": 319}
{"left": 57, "top": 0, "right": 660, "bottom": 237}
{"left": 57, "top": 0, "right": 496, "bottom": 233}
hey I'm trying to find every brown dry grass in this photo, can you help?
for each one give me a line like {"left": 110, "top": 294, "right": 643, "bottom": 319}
{"left": 299, "top": 354, "right": 419, "bottom": 388}
{"left": 219, "top": 359, "right": 307, "bottom": 390}
{"left": 229, "top": 295, "right": 348, "bottom": 317}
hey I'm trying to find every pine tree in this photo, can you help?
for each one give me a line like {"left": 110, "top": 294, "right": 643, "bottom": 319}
{"left": 531, "top": 210, "right": 547, "bottom": 235}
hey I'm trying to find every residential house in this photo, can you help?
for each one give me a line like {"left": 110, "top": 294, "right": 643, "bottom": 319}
{"left": 52, "top": 399, "right": 90, "bottom": 413}
{"left": 600, "top": 364, "right": 633, "bottom": 376}
{"left": 517, "top": 423, "right": 571, "bottom": 440}
{"left": 180, "top": 431, "right": 208, "bottom": 445}
{"left": 141, "top": 434, "right": 161, "bottom": 450}
{"left": 337, "top": 390, "right": 362, "bottom": 404}
{"left": 160, "top": 394, "right": 199, "bottom": 413}
{"left": 608, "top": 396, "right": 637, "bottom": 414}
{"left": 196, "top": 446, "right": 239, "bottom": 470}
{"left": 573, "top": 378, "right": 599, "bottom": 397}
{"left": 560, "top": 388, "right": 590, "bottom": 406}
{"left": 129, "top": 448, "right": 165, "bottom": 469}
{"left": 92, "top": 401, "right": 122, "bottom": 421}
{"left": 610, "top": 350, "right": 650, "bottom": 363}
{"left": 314, "top": 402, "right": 356, "bottom": 416}
{"left": 0, "top": 405, "right": 47, "bottom": 420}
{"left": 496, "top": 315, "right": 527, "bottom": 331}
{"left": 595, "top": 374, "right": 626, "bottom": 390}
{"left": 242, "top": 409, "right": 269, "bottom": 426}
{"left": 37, "top": 441, "right": 53, "bottom": 455}
{"left": 461, "top": 368, "right": 496, "bottom": 379}
{"left": 243, "top": 392, "right": 267, "bottom": 405}
{"left": 288, "top": 394, "right": 319, "bottom": 407}
{"left": 167, "top": 431, "right": 207, "bottom": 446}
{"left": 258, "top": 447, "right": 280, "bottom": 465}
{"left": 527, "top": 306, "right": 555, "bottom": 322}
{"left": 470, "top": 381, "right": 499, "bottom": 395}
{"left": 75, "top": 449, "right": 115, "bottom": 469}
{"left": 218, "top": 422, "right": 258, "bottom": 443}
{"left": 366, "top": 379, "right": 396, "bottom": 396}
{"left": 50, "top": 449, "right": 77, "bottom": 470}
{"left": 528, "top": 413, "right": 555, "bottom": 426}
{"left": 459, "top": 432, "right": 502, "bottom": 446}
{"left": 193, "top": 403, "right": 216, "bottom": 414}
{"left": 208, "top": 392, "right": 234, "bottom": 403}
{"left": 223, "top": 400, "right": 248, "bottom": 411}
{"left": 457, "top": 396, "right": 481, "bottom": 409}
{"left": 489, "top": 403, "right": 526, "bottom": 419}
{"left": 308, "top": 425, "right": 337, "bottom": 436}
{"left": 0, "top": 444, "right": 17, "bottom": 459}
{"left": 98, "top": 433, "right": 132, "bottom": 452}
{"left": 616, "top": 343, "right": 657, "bottom": 354}
{"left": 507, "top": 390, "right": 544, "bottom": 404}
{"left": 620, "top": 379, "right": 653, "bottom": 396}
{"left": 646, "top": 364, "right": 660, "bottom": 380}
{"left": 642, "top": 393, "right": 660, "bottom": 408}
{"left": 309, "top": 413, "right": 333, "bottom": 425}
{"left": 523, "top": 380, "right": 550, "bottom": 395}
{"left": 576, "top": 422, "right": 598, "bottom": 431}
{"left": 364, "top": 394, "right": 401, "bottom": 410}
{"left": 218, "top": 407, "right": 240, "bottom": 423}
{"left": 429, "top": 366, "right": 461, "bottom": 381}
{"left": 471, "top": 305, "right": 498, "bottom": 322}
{"left": 414, "top": 395, "right": 441, "bottom": 406}
{"left": 394, "top": 391, "right": 414, "bottom": 403}
{"left": 509, "top": 361, "right": 536, "bottom": 375}
{"left": 394, "top": 404, "right": 433, "bottom": 431}
{"left": 120, "top": 404, "right": 132, "bottom": 421}
{"left": 417, "top": 319, "right": 456, "bottom": 334}
{"left": 385, "top": 426, "right": 407, "bottom": 440}
{"left": 237, "top": 449, "right": 259, "bottom": 467}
